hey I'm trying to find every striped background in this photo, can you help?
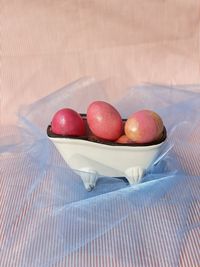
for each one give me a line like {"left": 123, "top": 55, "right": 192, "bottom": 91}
{"left": 1, "top": 0, "right": 200, "bottom": 265}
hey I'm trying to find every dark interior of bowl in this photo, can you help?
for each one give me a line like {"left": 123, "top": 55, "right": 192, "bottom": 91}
{"left": 47, "top": 114, "right": 167, "bottom": 147}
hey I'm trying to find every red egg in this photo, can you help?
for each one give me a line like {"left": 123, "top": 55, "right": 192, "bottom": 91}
{"left": 87, "top": 101, "right": 123, "bottom": 141}
{"left": 51, "top": 108, "right": 85, "bottom": 136}
{"left": 125, "top": 110, "right": 164, "bottom": 144}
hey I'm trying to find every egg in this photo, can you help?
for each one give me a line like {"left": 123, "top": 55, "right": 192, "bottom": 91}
{"left": 115, "top": 134, "right": 135, "bottom": 144}
{"left": 125, "top": 110, "right": 164, "bottom": 144}
{"left": 87, "top": 101, "right": 123, "bottom": 141}
{"left": 51, "top": 108, "right": 85, "bottom": 136}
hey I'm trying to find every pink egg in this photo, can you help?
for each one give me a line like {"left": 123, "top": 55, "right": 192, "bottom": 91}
{"left": 87, "top": 101, "right": 123, "bottom": 141}
{"left": 51, "top": 108, "right": 85, "bottom": 136}
{"left": 125, "top": 110, "right": 164, "bottom": 144}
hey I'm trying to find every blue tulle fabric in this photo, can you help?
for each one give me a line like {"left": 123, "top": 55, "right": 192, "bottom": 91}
{"left": 1, "top": 78, "right": 200, "bottom": 267}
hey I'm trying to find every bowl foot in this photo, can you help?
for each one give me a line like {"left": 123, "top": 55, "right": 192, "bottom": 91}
{"left": 78, "top": 167, "right": 99, "bottom": 191}
{"left": 76, "top": 166, "right": 145, "bottom": 190}
{"left": 125, "top": 166, "right": 145, "bottom": 184}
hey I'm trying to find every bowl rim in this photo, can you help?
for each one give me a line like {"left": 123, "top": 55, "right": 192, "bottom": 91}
{"left": 47, "top": 114, "right": 167, "bottom": 147}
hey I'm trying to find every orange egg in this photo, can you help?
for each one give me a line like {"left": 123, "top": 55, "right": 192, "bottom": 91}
{"left": 125, "top": 110, "right": 164, "bottom": 143}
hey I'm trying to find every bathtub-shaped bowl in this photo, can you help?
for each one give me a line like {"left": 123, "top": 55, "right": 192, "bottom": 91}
{"left": 47, "top": 122, "right": 166, "bottom": 191}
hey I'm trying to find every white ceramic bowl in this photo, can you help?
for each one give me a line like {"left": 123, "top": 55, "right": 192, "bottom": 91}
{"left": 47, "top": 119, "right": 166, "bottom": 191}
